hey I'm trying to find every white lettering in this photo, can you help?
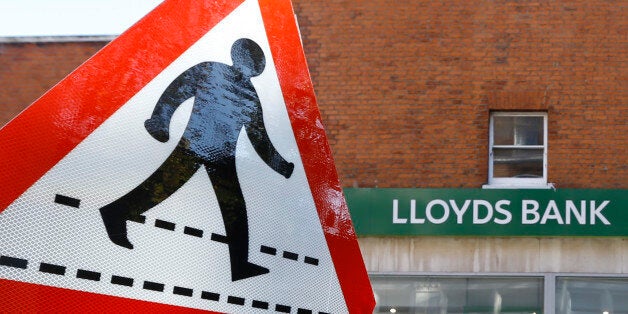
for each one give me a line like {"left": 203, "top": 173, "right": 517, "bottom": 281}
{"left": 473, "top": 200, "right": 493, "bottom": 224}
{"left": 450, "top": 199, "right": 471, "bottom": 224}
{"left": 392, "top": 198, "right": 611, "bottom": 227}
{"left": 522, "top": 200, "right": 540, "bottom": 224}
{"left": 566, "top": 200, "right": 586, "bottom": 225}
{"left": 494, "top": 200, "right": 512, "bottom": 224}
{"left": 590, "top": 200, "right": 611, "bottom": 225}
{"left": 541, "top": 200, "right": 564, "bottom": 224}
{"left": 410, "top": 199, "right": 425, "bottom": 224}
{"left": 426, "top": 200, "right": 450, "bottom": 224}
{"left": 392, "top": 199, "right": 407, "bottom": 224}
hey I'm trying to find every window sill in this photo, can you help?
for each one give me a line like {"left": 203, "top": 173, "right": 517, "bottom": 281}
{"left": 482, "top": 183, "right": 555, "bottom": 190}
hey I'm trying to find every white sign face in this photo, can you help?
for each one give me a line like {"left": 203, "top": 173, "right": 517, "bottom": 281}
{"left": 0, "top": 1, "right": 348, "bottom": 312}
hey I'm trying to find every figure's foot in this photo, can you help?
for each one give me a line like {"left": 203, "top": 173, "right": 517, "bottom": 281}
{"left": 231, "top": 262, "right": 269, "bottom": 281}
{"left": 99, "top": 207, "right": 134, "bottom": 249}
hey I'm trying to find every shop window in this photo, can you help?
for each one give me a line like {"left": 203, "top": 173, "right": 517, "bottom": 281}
{"left": 370, "top": 275, "right": 543, "bottom": 314}
{"left": 486, "top": 112, "right": 548, "bottom": 188}
{"left": 556, "top": 277, "right": 628, "bottom": 314}
{"left": 370, "top": 274, "right": 628, "bottom": 313}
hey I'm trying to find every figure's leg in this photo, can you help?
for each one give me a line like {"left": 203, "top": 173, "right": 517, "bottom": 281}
{"left": 100, "top": 146, "right": 201, "bottom": 249}
{"left": 207, "top": 158, "right": 269, "bottom": 281}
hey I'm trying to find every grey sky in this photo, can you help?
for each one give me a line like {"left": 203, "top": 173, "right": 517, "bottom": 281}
{"left": 0, "top": 0, "right": 163, "bottom": 37}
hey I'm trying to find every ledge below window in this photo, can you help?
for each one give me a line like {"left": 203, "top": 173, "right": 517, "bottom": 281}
{"left": 482, "top": 183, "right": 556, "bottom": 190}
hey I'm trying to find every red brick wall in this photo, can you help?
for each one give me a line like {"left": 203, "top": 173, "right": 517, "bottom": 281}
{"left": 293, "top": 0, "right": 627, "bottom": 189}
{"left": 0, "top": 41, "right": 106, "bottom": 126}
{"left": 1, "top": 0, "right": 626, "bottom": 189}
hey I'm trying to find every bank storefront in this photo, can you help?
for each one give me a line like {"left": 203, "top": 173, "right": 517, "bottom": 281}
{"left": 346, "top": 188, "right": 628, "bottom": 314}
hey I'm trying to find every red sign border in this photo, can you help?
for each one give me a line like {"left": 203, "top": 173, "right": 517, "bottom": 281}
{"left": 0, "top": 0, "right": 375, "bottom": 312}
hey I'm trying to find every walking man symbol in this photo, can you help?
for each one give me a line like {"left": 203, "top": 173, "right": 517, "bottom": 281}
{"left": 99, "top": 38, "right": 294, "bottom": 281}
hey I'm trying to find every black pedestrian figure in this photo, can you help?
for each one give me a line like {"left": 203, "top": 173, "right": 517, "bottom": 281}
{"left": 99, "top": 38, "right": 294, "bottom": 281}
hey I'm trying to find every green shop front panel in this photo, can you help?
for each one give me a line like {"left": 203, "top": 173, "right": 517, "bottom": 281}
{"left": 345, "top": 188, "right": 628, "bottom": 237}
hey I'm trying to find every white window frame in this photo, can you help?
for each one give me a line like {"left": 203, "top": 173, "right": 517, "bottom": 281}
{"left": 485, "top": 111, "right": 550, "bottom": 189}
{"left": 369, "top": 272, "right": 628, "bottom": 314}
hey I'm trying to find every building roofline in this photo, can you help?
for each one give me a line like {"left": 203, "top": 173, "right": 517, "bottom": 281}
{"left": 0, "top": 35, "right": 115, "bottom": 43}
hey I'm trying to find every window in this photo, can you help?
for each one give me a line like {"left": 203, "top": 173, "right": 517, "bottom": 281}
{"left": 486, "top": 112, "right": 548, "bottom": 188}
{"left": 556, "top": 277, "right": 628, "bottom": 314}
{"left": 371, "top": 275, "right": 544, "bottom": 314}
{"left": 369, "top": 274, "right": 628, "bottom": 314}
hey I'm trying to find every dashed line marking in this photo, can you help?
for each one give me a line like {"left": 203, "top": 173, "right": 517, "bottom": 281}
{"left": 156, "top": 221, "right": 320, "bottom": 267}
{"left": 183, "top": 226, "right": 204, "bottom": 238}
{"left": 173, "top": 286, "right": 194, "bottom": 297}
{"left": 201, "top": 291, "right": 220, "bottom": 301}
{"left": 210, "top": 233, "right": 228, "bottom": 244}
{"left": 260, "top": 245, "right": 277, "bottom": 255}
{"left": 143, "top": 281, "right": 165, "bottom": 292}
{"left": 260, "top": 245, "right": 319, "bottom": 267}
{"left": 0, "top": 255, "right": 28, "bottom": 269}
{"left": 49, "top": 193, "right": 321, "bottom": 268}
{"left": 227, "top": 295, "right": 245, "bottom": 306}
{"left": 147, "top": 216, "right": 320, "bottom": 267}
{"left": 252, "top": 300, "right": 269, "bottom": 309}
{"left": 155, "top": 219, "right": 176, "bottom": 231}
{"left": 54, "top": 194, "right": 81, "bottom": 208}
{"left": 39, "top": 262, "right": 66, "bottom": 275}
{"left": 76, "top": 269, "right": 101, "bottom": 281}
{"left": 304, "top": 256, "right": 319, "bottom": 266}
{"left": 111, "top": 275, "right": 134, "bottom": 287}
{"left": 1, "top": 254, "right": 329, "bottom": 313}
{"left": 276, "top": 304, "right": 291, "bottom": 313}
{"left": 282, "top": 251, "right": 299, "bottom": 261}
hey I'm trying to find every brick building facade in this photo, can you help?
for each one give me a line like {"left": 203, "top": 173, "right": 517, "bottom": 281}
{"left": 1, "top": 0, "right": 626, "bottom": 313}
{"left": 293, "top": 0, "right": 626, "bottom": 189}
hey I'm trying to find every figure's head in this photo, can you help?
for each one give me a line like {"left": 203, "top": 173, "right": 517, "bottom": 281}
{"left": 231, "top": 38, "right": 265, "bottom": 77}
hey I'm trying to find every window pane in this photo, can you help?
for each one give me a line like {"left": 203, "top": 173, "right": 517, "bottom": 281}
{"left": 371, "top": 276, "right": 543, "bottom": 314}
{"left": 494, "top": 116, "right": 544, "bottom": 146}
{"left": 514, "top": 117, "right": 544, "bottom": 145}
{"left": 494, "top": 116, "right": 515, "bottom": 145}
{"left": 493, "top": 148, "right": 543, "bottom": 178}
{"left": 556, "top": 277, "right": 628, "bottom": 314}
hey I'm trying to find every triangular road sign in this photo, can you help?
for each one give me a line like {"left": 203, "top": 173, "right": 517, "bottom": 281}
{"left": 0, "top": 0, "right": 375, "bottom": 312}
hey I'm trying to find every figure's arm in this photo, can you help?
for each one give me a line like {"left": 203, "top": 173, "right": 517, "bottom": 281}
{"left": 246, "top": 104, "right": 294, "bottom": 179}
{"left": 144, "top": 68, "right": 198, "bottom": 142}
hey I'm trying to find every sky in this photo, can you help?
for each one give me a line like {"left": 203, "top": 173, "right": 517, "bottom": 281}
{"left": 0, "top": 0, "right": 164, "bottom": 37}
